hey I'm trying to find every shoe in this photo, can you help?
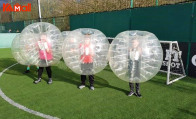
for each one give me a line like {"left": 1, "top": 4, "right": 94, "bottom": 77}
{"left": 34, "top": 78, "right": 41, "bottom": 84}
{"left": 24, "top": 70, "right": 30, "bottom": 73}
{"left": 79, "top": 85, "right": 85, "bottom": 89}
{"left": 135, "top": 91, "right": 142, "bottom": 98}
{"left": 90, "top": 86, "right": 94, "bottom": 90}
{"left": 128, "top": 91, "right": 134, "bottom": 96}
{"left": 48, "top": 78, "right": 52, "bottom": 84}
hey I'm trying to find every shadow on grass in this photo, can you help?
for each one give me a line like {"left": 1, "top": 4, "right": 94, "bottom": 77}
{"left": 26, "top": 64, "right": 128, "bottom": 94}
{"left": 149, "top": 76, "right": 196, "bottom": 93}
{"left": 173, "top": 99, "right": 196, "bottom": 118}
{"left": 178, "top": 108, "right": 196, "bottom": 117}
{"left": 25, "top": 65, "right": 109, "bottom": 88}
{"left": 103, "top": 68, "right": 113, "bottom": 72}
{"left": 176, "top": 76, "right": 196, "bottom": 84}
{"left": 0, "top": 59, "right": 128, "bottom": 94}
{"left": 0, "top": 58, "right": 31, "bottom": 76}
{"left": 52, "top": 66, "right": 128, "bottom": 94}
{"left": 155, "top": 72, "right": 196, "bottom": 84}
{"left": 94, "top": 75, "right": 129, "bottom": 94}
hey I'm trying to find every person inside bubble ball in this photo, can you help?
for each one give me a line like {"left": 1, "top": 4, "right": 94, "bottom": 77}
{"left": 127, "top": 38, "right": 142, "bottom": 97}
{"left": 23, "top": 42, "right": 39, "bottom": 73}
{"left": 78, "top": 32, "right": 95, "bottom": 90}
{"left": 34, "top": 33, "right": 53, "bottom": 84}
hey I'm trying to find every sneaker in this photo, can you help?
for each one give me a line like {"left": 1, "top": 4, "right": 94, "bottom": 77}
{"left": 79, "top": 85, "right": 85, "bottom": 89}
{"left": 135, "top": 91, "right": 142, "bottom": 98}
{"left": 90, "top": 86, "right": 94, "bottom": 90}
{"left": 34, "top": 78, "right": 41, "bottom": 84}
{"left": 48, "top": 79, "right": 52, "bottom": 84}
{"left": 128, "top": 91, "right": 134, "bottom": 96}
{"left": 24, "top": 70, "right": 30, "bottom": 73}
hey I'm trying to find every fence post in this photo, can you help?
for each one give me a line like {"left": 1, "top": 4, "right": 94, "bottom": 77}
{"left": 186, "top": 2, "right": 196, "bottom": 74}
{"left": 156, "top": 0, "right": 159, "bottom": 6}
{"left": 130, "top": 0, "right": 133, "bottom": 8}
{"left": 53, "top": 17, "right": 56, "bottom": 25}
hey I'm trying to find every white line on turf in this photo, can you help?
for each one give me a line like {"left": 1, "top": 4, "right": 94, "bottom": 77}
{"left": 0, "top": 63, "right": 60, "bottom": 119}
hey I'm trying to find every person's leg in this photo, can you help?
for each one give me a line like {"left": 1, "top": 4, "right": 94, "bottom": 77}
{"left": 81, "top": 75, "right": 86, "bottom": 85}
{"left": 87, "top": 63, "right": 93, "bottom": 74}
{"left": 89, "top": 75, "right": 94, "bottom": 90}
{"left": 36, "top": 66, "right": 39, "bottom": 72}
{"left": 79, "top": 75, "right": 86, "bottom": 89}
{"left": 79, "top": 63, "right": 87, "bottom": 89}
{"left": 135, "top": 83, "right": 140, "bottom": 92}
{"left": 38, "top": 67, "right": 44, "bottom": 79}
{"left": 81, "top": 63, "right": 86, "bottom": 74}
{"left": 128, "top": 60, "right": 135, "bottom": 82}
{"left": 88, "top": 63, "right": 94, "bottom": 90}
{"left": 129, "top": 83, "right": 134, "bottom": 91}
{"left": 46, "top": 66, "right": 52, "bottom": 78}
{"left": 135, "top": 83, "right": 142, "bottom": 97}
{"left": 34, "top": 67, "right": 44, "bottom": 84}
{"left": 46, "top": 66, "right": 52, "bottom": 84}
{"left": 24, "top": 65, "right": 30, "bottom": 73}
{"left": 128, "top": 82, "right": 134, "bottom": 96}
{"left": 27, "top": 65, "right": 30, "bottom": 70}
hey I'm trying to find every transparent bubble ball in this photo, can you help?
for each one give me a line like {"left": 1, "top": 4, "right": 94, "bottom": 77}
{"left": 109, "top": 30, "right": 163, "bottom": 83}
{"left": 11, "top": 34, "right": 30, "bottom": 65}
{"left": 62, "top": 31, "right": 70, "bottom": 39}
{"left": 62, "top": 31, "right": 70, "bottom": 44}
{"left": 62, "top": 28, "right": 109, "bottom": 75}
{"left": 12, "top": 22, "right": 63, "bottom": 67}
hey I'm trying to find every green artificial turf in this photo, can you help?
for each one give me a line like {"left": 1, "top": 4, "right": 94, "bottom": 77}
{"left": 0, "top": 48, "right": 195, "bottom": 119}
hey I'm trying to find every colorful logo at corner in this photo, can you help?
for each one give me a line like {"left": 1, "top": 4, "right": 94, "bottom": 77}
{"left": 3, "top": 3, "right": 31, "bottom": 12}
{"left": 191, "top": 55, "right": 196, "bottom": 66}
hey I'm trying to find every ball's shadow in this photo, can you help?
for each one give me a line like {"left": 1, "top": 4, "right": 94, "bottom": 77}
{"left": 52, "top": 64, "right": 128, "bottom": 94}
{"left": 0, "top": 58, "right": 32, "bottom": 76}
{"left": 51, "top": 65, "right": 111, "bottom": 89}
{"left": 0, "top": 58, "right": 128, "bottom": 95}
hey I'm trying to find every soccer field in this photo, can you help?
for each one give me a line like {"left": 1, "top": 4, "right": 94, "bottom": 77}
{"left": 0, "top": 48, "right": 195, "bottom": 119}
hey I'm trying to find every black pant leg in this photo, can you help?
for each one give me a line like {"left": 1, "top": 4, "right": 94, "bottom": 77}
{"left": 136, "top": 83, "right": 140, "bottom": 92}
{"left": 129, "top": 82, "right": 134, "bottom": 92}
{"left": 46, "top": 66, "right": 52, "bottom": 78}
{"left": 89, "top": 75, "right": 94, "bottom": 87}
{"left": 38, "top": 67, "right": 44, "bottom": 79}
{"left": 81, "top": 75, "right": 86, "bottom": 85}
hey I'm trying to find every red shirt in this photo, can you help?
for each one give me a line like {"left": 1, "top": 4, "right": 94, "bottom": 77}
{"left": 80, "top": 43, "right": 93, "bottom": 63}
{"left": 37, "top": 41, "right": 53, "bottom": 60}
